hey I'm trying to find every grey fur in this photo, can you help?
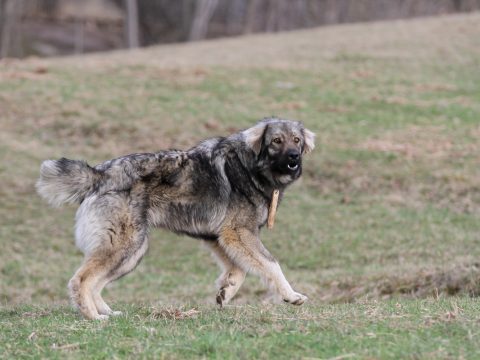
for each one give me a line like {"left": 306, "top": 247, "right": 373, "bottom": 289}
{"left": 37, "top": 117, "right": 315, "bottom": 319}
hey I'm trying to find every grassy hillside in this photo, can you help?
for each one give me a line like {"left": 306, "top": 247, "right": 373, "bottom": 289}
{"left": 1, "top": 13, "right": 480, "bottom": 359}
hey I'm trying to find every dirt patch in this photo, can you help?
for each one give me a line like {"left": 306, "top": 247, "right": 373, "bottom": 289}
{"left": 371, "top": 95, "right": 473, "bottom": 108}
{"left": 307, "top": 166, "right": 480, "bottom": 214}
{"left": 414, "top": 83, "right": 458, "bottom": 93}
{"left": 319, "top": 262, "right": 480, "bottom": 303}
{"left": 0, "top": 65, "right": 50, "bottom": 81}
{"left": 359, "top": 126, "right": 459, "bottom": 159}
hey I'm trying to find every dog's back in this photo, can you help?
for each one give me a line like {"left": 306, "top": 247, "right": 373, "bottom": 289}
{"left": 36, "top": 142, "right": 232, "bottom": 244}
{"left": 36, "top": 151, "right": 189, "bottom": 207}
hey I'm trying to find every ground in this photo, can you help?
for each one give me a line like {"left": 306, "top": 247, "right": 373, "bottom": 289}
{"left": 1, "top": 12, "right": 480, "bottom": 359}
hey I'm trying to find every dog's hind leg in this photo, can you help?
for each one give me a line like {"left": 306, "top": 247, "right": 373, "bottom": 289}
{"left": 71, "top": 192, "right": 149, "bottom": 319}
{"left": 68, "top": 256, "right": 109, "bottom": 320}
{"left": 91, "top": 235, "right": 149, "bottom": 317}
{"left": 204, "top": 241, "right": 246, "bottom": 306}
{"left": 70, "top": 230, "right": 148, "bottom": 320}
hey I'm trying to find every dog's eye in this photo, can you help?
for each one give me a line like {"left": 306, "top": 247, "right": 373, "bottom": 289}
{"left": 272, "top": 138, "right": 282, "bottom": 144}
{"left": 293, "top": 137, "right": 300, "bottom": 143}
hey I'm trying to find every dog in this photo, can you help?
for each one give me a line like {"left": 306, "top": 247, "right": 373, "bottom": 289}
{"left": 36, "top": 117, "right": 315, "bottom": 319}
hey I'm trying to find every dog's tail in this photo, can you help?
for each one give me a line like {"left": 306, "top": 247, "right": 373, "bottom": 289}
{"left": 36, "top": 158, "right": 101, "bottom": 207}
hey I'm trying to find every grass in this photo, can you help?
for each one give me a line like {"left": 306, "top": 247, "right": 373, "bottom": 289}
{"left": 1, "top": 299, "right": 480, "bottom": 359}
{"left": 1, "top": 12, "right": 480, "bottom": 359}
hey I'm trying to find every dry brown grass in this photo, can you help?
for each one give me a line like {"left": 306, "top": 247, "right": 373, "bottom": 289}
{"left": 2, "top": 12, "right": 478, "bottom": 72}
{"left": 317, "top": 262, "right": 480, "bottom": 303}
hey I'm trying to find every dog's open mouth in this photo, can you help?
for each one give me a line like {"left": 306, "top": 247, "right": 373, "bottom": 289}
{"left": 287, "top": 163, "right": 299, "bottom": 171}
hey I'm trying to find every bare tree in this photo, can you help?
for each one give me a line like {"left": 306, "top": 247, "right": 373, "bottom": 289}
{"left": 244, "top": 0, "right": 261, "bottom": 34}
{"left": 182, "top": 0, "right": 194, "bottom": 40}
{"left": 124, "top": 0, "right": 139, "bottom": 48}
{"left": 74, "top": 19, "right": 85, "bottom": 54}
{"left": 0, "top": 0, "right": 3, "bottom": 52}
{"left": 265, "top": 0, "right": 278, "bottom": 32}
{"left": 188, "top": 0, "right": 219, "bottom": 41}
{"left": 2, "top": 0, "right": 480, "bottom": 58}
{"left": 1, "top": 0, "right": 24, "bottom": 58}
{"left": 226, "top": 0, "right": 247, "bottom": 35}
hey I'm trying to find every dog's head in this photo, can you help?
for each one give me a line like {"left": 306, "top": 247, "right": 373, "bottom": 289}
{"left": 243, "top": 118, "right": 315, "bottom": 185}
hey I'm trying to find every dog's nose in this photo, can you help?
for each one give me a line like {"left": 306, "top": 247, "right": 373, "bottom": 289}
{"left": 287, "top": 150, "right": 300, "bottom": 161}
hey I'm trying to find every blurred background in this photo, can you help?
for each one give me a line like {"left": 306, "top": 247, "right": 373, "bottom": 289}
{"left": 1, "top": 1, "right": 480, "bottom": 357}
{"left": 1, "top": 0, "right": 480, "bottom": 59}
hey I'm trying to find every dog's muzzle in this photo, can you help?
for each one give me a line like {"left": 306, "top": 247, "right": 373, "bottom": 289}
{"left": 286, "top": 150, "right": 300, "bottom": 172}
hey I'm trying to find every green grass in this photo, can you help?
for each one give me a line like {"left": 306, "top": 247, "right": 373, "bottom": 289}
{"left": 1, "top": 13, "right": 480, "bottom": 359}
{"left": 1, "top": 299, "right": 479, "bottom": 359}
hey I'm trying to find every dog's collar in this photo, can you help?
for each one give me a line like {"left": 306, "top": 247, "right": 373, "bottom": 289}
{"left": 267, "top": 189, "right": 280, "bottom": 229}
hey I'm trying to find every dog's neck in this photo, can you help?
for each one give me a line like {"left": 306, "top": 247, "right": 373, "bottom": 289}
{"left": 246, "top": 155, "right": 288, "bottom": 203}
{"left": 223, "top": 139, "right": 289, "bottom": 204}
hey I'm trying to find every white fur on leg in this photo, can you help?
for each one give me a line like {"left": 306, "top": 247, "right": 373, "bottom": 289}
{"left": 262, "top": 260, "right": 307, "bottom": 304}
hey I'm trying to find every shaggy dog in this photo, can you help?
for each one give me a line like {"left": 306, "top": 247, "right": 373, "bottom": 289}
{"left": 37, "top": 117, "right": 315, "bottom": 319}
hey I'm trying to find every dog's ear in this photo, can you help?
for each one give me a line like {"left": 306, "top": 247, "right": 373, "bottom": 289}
{"left": 302, "top": 128, "right": 315, "bottom": 154}
{"left": 243, "top": 122, "right": 268, "bottom": 155}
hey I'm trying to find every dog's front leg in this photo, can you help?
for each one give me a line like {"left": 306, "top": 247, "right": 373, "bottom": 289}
{"left": 219, "top": 227, "right": 307, "bottom": 305}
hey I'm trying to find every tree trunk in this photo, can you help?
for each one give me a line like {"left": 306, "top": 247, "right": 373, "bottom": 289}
{"left": 0, "top": 0, "right": 3, "bottom": 54}
{"left": 188, "top": 0, "right": 219, "bottom": 41}
{"left": 1, "top": 0, "right": 23, "bottom": 58}
{"left": 182, "top": 0, "right": 194, "bottom": 41}
{"left": 226, "top": 0, "right": 247, "bottom": 36}
{"left": 265, "top": 0, "right": 278, "bottom": 32}
{"left": 124, "top": 0, "right": 139, "bottom": 48}
{"left": 74, "top": 20, "right": 85, "bottom": 54}
{"left": 244, "top": 0, "right": 261, "bottom": 34}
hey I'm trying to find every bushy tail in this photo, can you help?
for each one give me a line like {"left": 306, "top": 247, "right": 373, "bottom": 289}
{"left": 36, "top": 158, "right": 101, "bottom": 207}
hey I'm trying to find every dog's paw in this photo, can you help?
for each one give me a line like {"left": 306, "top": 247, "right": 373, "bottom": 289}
{"left": 216, "top": 288, "right": 226, "bottom": 307}
{"left": 110, "top": 311, "right": 123, "bottom": 316}
{"left": 93, "top": 314, "right": 110, "bottom": 321}
{"left": 283, "top": 292, "right": 308, "bottom": 306}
